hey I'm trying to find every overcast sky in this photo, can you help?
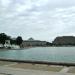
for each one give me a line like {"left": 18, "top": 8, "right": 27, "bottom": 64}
{"left": 0, "top": 0, "right": 75, "bottom": 42}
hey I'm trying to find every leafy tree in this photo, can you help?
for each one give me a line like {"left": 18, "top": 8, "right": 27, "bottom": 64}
{"left": 0, "top": 33, "right": 10, "bottom": 45}
{"left": 46, "top": 42, "right": 53, "bottom": 46}
{"left": 16, "top": 36, "right": 23, "bottom": 45}
{"left": 10, "top": 39, "right": 16, "bottom": 45}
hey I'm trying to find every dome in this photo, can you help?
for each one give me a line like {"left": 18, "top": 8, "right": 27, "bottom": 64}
{"left": 28, "top": 37, "right": 34, "bottom": 41}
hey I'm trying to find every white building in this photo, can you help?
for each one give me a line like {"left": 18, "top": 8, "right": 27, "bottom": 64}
{"left": 21, "top": 38, "right": 47, "bottom": 47}
{"left": 11, "top": 44, "right": 20, "bottom": 49}
{"left": 0, "top": 44, "right": 4, "bottom": 48}
{"left": 4, "top": 40, "right": 11, "bottom": 48}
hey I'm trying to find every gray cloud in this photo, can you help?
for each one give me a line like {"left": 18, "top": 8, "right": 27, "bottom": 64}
{"left": 0, "top": 0, "right": 75, "bottom": 42}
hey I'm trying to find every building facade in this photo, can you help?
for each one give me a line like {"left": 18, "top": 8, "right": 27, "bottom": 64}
{"left": 21, "top": 38, "right": 47, "bottom": 47}
{"left": 53, "top": 36, "right": 75, "bottom": 45}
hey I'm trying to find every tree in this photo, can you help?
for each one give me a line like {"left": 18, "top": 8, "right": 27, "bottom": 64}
{"left": 16, "top": 36, "right": 23, "bottom": 45}
{"left": 10, "top": 39, "right": 16, "bottom": 45}
{"left": 46, "top": 42, "right": 53, "bottom": 46}
{"left": 0, "top": 33, "right": 10, "bottom": 45}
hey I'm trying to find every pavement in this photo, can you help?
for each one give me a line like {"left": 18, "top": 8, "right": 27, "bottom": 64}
{"left": 0, "top": 66, "right": 75, "bottom": 75}
{"left": 59, "top": 67, "right": 70, "bottom": 73}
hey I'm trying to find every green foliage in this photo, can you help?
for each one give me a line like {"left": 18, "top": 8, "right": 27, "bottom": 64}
{"left": 10, "top": 39, "right": 16, "bottom": 45}
{"left": 0, "top": 33, "right": 10, "bottom": 45}
{"left": 46, "top": 42, "right": 53, "bottom": 46}
{"left": 16, "top": 36, "right": 23, "bottom": 45}
{"left": 0, "top": 33, "right": 23, "bottom": 47}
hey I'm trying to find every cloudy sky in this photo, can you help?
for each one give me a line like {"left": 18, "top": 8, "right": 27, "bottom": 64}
{"left": 0, "top": 0, "right": 75, "bottom": 42}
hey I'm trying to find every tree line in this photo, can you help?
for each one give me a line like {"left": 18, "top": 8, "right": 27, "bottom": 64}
{"left": 0, "top": 33, "right": 23, "bottom": 46}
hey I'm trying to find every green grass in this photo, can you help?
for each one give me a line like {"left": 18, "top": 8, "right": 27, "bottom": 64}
{"left": 68, "top": 67, "right": 75, "bottom": 73}
{"left": 0, "top": 61, "right": 15, "bottom": 66}
{"left": 9, "top": 63, "right": 63, "bottom": 72}
{"left": 47, "top": 66, "right": 63, "bottom": 72}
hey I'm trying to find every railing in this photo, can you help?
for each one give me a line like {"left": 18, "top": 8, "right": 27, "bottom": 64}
{"left": 0, "top": 58, "right": 75, "bottom": 66}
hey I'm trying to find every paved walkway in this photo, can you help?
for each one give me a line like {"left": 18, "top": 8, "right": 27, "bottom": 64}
{"left": 0, "top": 66, "right": 75, "bottom": 75}
{"left": 59, "top": 67, "right": 70, "bottom": 73}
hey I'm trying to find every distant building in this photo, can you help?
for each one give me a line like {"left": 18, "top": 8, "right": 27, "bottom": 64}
{"left": 21, "top": 38, "right": 47, "bottom": 47}
{"left": 0, "top": 44, "right": 3, "bottom": 48}
{"left": 53, "top": 36, "right": 75, "bottom": 45}
{"left": 11, "top": 44, "right": 20, "bottom": 49}
{"left": 4, "top": 40, "right": 11, "bottom": 48}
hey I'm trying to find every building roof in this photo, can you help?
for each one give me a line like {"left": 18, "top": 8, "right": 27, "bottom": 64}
{"left": 28, "top": 38, "right": 34, "bottom": 41}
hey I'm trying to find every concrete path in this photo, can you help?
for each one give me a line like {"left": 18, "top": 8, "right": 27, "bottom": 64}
{"left": 0, "top": 66, "right": 75, "bottom": 75}
{"left": 59, "top": 67, "right": 70, "bottom": 73}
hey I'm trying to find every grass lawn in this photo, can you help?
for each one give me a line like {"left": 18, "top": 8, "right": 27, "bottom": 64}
{"left": 68, "top": 67, "right": 75, "bottom": 73}
{"left": 9, "top": 63, "right": 63, "bottom": 72}
{"left": 0, "top": 61, "right": 16, "bottom": 66}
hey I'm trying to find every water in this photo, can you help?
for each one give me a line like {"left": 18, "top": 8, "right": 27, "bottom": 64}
{"left": 0, "top": 47, "right": 75, "bottom": 63}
